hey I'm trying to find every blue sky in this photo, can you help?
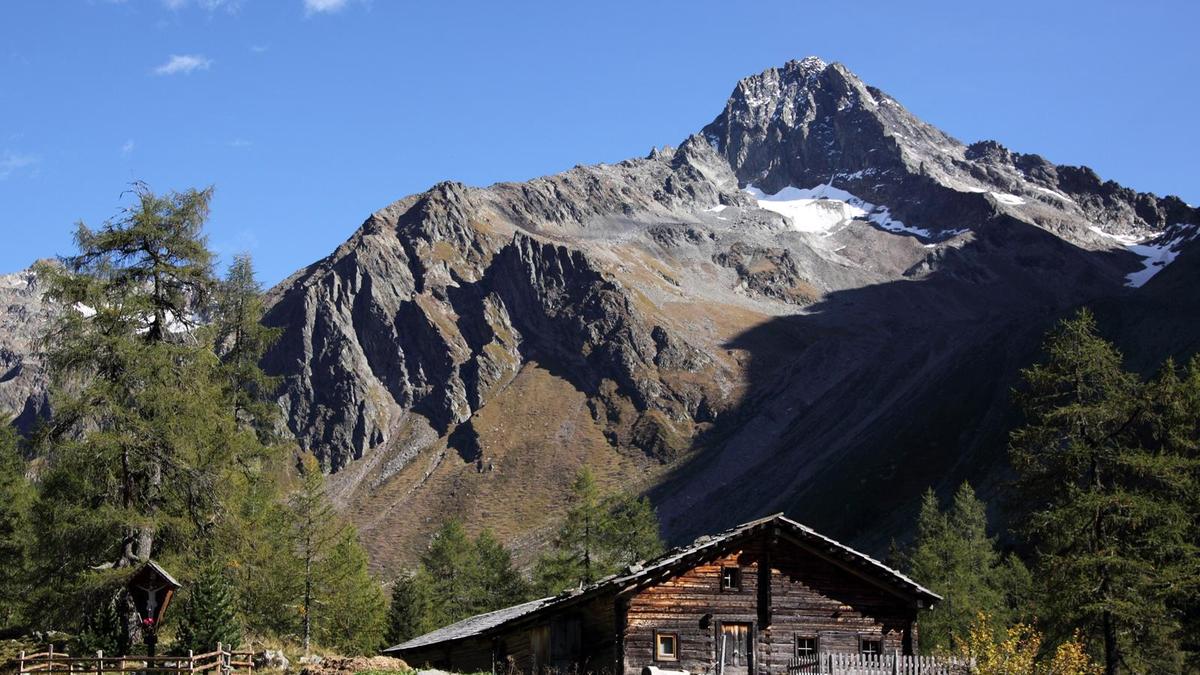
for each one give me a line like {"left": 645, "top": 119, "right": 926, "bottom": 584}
{"left": 2, "top": 0, "right": 1197, "bottom": 286}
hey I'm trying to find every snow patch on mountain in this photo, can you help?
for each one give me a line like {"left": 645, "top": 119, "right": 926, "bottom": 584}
{"left": 990, "top": 192, "right": 1025, "bottom": 205}
{"left": 745, "top": 184, "right": 867, "bottom": 234}
{"left": 1125, "top": 229, "right": 1195, "bottom": 287}
{"left": 1089, "top": 224, "right": 1197, "bottom": 288}
{"left": 746, "top": 184, "right": 942, "bottom": 240}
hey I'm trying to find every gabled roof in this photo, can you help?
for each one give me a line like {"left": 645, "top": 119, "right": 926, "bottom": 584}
{"left": 384, "top": 513, "right": 940, "bottom": 654}
{"left": 130, "top": 560, "right": 182, "bottom": 589}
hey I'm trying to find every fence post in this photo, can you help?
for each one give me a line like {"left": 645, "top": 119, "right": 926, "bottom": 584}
{"left": 96, "top": 650, "right": 103, "bottom": 675}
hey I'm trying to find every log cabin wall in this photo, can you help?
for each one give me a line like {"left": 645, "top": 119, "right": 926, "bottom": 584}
{"left": 622, "top": 532, "right": 919, "bottom": 675}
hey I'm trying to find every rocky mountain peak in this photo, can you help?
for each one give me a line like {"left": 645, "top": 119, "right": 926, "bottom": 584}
{"left": 3, "top": 58, "right": 1199, "bottom": 573}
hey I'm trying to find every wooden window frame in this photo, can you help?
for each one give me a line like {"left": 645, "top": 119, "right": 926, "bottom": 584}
{"left": 794, "top": 634, "right": 818, "bottom": 657}
{"left": 720, "top": 566, "right": 742, "bottom": 591}
{"left": 859, "top": 635, "right": 883, "bottom": 656}
{"left": 655, "top": 630, "right": 679, "bottom": 662}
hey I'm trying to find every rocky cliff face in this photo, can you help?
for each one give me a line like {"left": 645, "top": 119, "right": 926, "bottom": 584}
{"left": 256, "top": 57, "right": 1198, "bottom": 570}
{"left": 0, "top": 267, "right": 53, "bottom": 435}
{"left": 4, "top": 58, "right": 1198, "bottom": 571}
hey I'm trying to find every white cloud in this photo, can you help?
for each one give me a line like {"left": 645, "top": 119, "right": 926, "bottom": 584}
{"left": 153, "top": 54, "right": 213, "bottom": 76}
{"left": 121, "top": 139, "right": 135, "bottom": 155}
{"left": 250, "top": 44, "right": 269, "bottom": 53}
{"left": 304, "top": 0, "right": 349, "bottom": 15}
{"left": 0, "top": 151, "right": 38, "bottom": 180}
{"left": 228, "top": 138, "right": 252, "bottom": 148}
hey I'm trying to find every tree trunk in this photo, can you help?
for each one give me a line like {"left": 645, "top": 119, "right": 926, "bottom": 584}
{"left": 303, "top": 532, "right": 313, "bottom": 653}
{"left": 1103, "top": 608, "right": 1119, "bottom": 675}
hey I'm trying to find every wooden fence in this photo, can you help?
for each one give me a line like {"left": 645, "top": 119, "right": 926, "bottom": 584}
{"left": 787, "top": 653, "right": 974, "bottom": 674}
{"left": 15, "top": 644, "right": 253, "bottom": 675}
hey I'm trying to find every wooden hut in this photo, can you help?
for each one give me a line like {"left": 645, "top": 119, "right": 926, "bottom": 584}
{"left": 383, "top": 513, "right": 940, "bottom": 674}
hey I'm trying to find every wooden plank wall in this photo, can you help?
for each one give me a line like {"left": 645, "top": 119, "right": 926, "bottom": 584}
{"left": 624, "top": 535, "right": 918, "bottom": 675}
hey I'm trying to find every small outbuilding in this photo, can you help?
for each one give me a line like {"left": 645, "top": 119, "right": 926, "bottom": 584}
{"left": 383, "top": 513, "right": 940, "bottom": 674}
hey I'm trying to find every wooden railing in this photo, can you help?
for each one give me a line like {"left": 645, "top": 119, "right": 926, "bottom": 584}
{"left": 787, "top": 653, "right": 974, "bottom": 674}
{"left": 15, "top": 644, "right": 254, "bottom": 675}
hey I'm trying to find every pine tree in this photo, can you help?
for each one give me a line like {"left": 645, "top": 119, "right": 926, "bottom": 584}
{"left": 385, "top": 572, "right": 433, "bottom": 647}
{"left": 550, "top": 468, "right": 606, "bottom": 587}
{"left": 175, "top": 564, "right": 242, "bottom": 652}
{"left": 290, "top": 454, "right": 339, "bottom": 653}
{"left": 533, "top": 490, "right": 665, "bottom": 595}
{"left": 533, "top": 467, "right": 664, "bottom": 595}
{"left": 0, "top": 418, "right": 31, "bottom": 630}
{"left": 1010, "top": 310, "right": 1200, "bottom": 673}
{"left": 231, "top": 480, "right": 303, "bottom": 642}
{"left": 399, "top": 521, "right": 532, "bottom": 635}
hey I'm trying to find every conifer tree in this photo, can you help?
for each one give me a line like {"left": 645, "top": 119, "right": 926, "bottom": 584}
{"left": 602, "top": 492, "right": 664, "bottom": 569}
{"left": 290, "top": 454, "right": 339, "bottom": 653}
{"left": 175, "top": 564, "right": 242, "bottom": 652}
{"left": 393, "top": 520, "right": 530, "bottom": 635}
{"left": 210, "top": 254, "right": 280, "bottom": 441}
{"left": 1010, "top": 310, "right": 1200, "bottom": 673}
{"left": 534, "top": 467, "right": 664, "bottom": 594}
{"left": 471, "top": 528, "right": 530, "bottom": 611}
{"left": 420, "top": 520, "right": 481, "bottom": 627}
{"left": 32, "top": 184, "right": 237, "bottom": 648}
{"left": 288, "top": 453, "right": 386, "bottom": 654}
{"left": 385, "top": 572, "right": 433, "bottom": 646}
{"left": 0, "top": 418, "right": 31, "bottom": 630}
{"left": 905, "top": 483, "right": 1030, "bottom": 652}
{"left": 311, "top": 526, "right": 387, "bottom": 655}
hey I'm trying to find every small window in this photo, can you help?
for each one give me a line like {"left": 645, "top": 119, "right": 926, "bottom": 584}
{"left": 721, "top": 566, "right": 742, "bottom": 591}
{"left": 655, "top": 631, "right": 679, "bottom": 661}
{"left": 795, "top": 636, "right": 818, "bottom": 657}
{"left": 860, "top": 637, "right": 882, "bottom": 656}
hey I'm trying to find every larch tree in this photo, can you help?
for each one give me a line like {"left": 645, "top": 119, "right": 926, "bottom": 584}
{"left": 1010, "top": 309, "right": 1200, "bottom": 673}
{"left": 288, "top": 453, "right": 385, "bottom": 654}
{"left": 0, "top": 418, "right": 31, "bottom": 630}
{"left": 210, "top": 253, "right": 280, "bottom": 442}
{"left": 33, "top": 184, "right": 232, "bottom": 650}
{"left": 534, "top": 467, "right": 664, "bottom": 595}
{"left": 905, "top": 482, "right": 1031, "bottom": 653}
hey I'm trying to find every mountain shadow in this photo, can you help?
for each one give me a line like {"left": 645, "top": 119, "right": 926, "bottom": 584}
{"left": 648, "top": 212, "right": 1178, "bottom": 555}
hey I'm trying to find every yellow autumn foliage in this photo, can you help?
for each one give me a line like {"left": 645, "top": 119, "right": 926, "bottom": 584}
{"left": 954, "top": 612, "right": 1101, "bottom": 675}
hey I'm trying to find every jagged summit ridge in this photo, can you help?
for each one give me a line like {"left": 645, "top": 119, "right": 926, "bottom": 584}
{"left": 703, "top": 58, "right": 1197, "bottom": 246}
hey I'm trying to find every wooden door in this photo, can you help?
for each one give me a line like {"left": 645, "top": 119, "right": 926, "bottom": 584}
{"left": 718, "top": 623, "right": 752, "bottom": 675}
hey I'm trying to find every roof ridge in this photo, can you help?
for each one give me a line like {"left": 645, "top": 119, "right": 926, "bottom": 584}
{"left": 384, "top": 512, "right": 940, "bottom": 655}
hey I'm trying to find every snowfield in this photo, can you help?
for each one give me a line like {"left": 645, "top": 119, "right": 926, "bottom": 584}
{"left": 745, "top": 184, "right": 938, "bottom": 240}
